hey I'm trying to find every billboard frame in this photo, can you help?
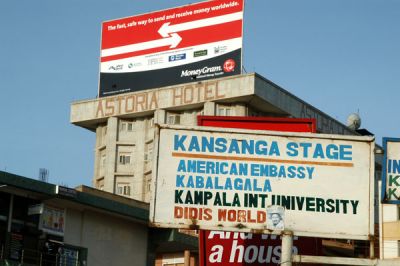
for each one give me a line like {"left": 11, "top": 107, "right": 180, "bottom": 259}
{"left": 98, "top": 0, "right": 244, "bottom": 97}
{"left": 381, "top": 137, "right": 400, "bottom": 204}
{"left": 150, "top": 124, "right": 375, "bottom": 240}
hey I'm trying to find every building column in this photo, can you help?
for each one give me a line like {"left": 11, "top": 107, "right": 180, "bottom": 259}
{"left": 154, "top": 109, "right": 166, "bottom": 125}
{"left": 92, "top": 126, "right": 103, "bottom": 187}
{"left": 203, "top": 102, "right": 216, "bottom": 116}
{"left": 104, "top": 117, "right": 118, "bottom": 193}
{"left": 184, "top": 250, "right": 191, "bottom": 266}
{"left": 7, "top": 194, "right": 13, "bottom": 233}
{"left": 235, "top": 103, "right": 247, "bottom": 116}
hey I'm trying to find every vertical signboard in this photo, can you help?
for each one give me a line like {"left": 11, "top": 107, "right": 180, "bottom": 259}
{"left": 150, "top": 125, "right": 375, "bottom": 240}
{"left": 198, "top": 116, "right": 320, "bottom": 265}
{"left": 100, "top": 0, "right": 244, "bottom": 97}
{"left": 381, "top": 137, "right": 400, "bottom": 204}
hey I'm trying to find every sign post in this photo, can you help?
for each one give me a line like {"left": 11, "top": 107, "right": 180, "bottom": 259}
{"left": 281, "top": 231, "right": 294, "bottom": 266}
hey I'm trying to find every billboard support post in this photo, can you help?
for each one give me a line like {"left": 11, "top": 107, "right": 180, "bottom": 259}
{"left": 281, "top": 231, "right": 293, "bottom": 266}
{"left": 370, "top": 239, "right": 375, "bottom": 259}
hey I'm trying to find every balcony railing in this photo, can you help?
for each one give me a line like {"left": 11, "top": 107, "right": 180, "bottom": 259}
{"left": 0, "top": 245, "right": 80, "bottom": 266}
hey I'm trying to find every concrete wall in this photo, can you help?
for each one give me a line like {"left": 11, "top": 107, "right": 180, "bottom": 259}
{"left": 64, "top": 209, "right": 148, "bottom": 266}
{"left": 91, "top": 102, "right": 262, "bottom": 202}
{"left": 382, "top": 204, "right": 400, "bottom": 258}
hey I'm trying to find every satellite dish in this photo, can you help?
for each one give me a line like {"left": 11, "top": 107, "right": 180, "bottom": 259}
{"left": 346, "top": 113, "right": 361, "bottom": 130}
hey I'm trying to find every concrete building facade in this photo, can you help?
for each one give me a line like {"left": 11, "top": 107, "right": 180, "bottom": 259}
{"left": 70, "top": 72, "right": 398, "bottom": 262}
{"left": 0, "top": 171, "right": 197, "bottom": 266}
{"left": 71, "top": 73, "right": 356, "bottom": 203}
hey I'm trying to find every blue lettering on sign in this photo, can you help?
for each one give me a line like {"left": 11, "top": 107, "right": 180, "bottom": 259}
{"left": 173, "top": 134, "right": 281, "bottom": 156}
{"left": 173, "top": 134, "right": 353, "bottom": 161}
{"left": 286, "top": 142, "right": 352, "bottom": 161}
{"left": 388, "top": 159, "right": 400, "bottom": 174}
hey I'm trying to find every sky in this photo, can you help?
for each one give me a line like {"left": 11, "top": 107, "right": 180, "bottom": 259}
{"left": 0, "top": 0, "right": 399, "bottom": 187}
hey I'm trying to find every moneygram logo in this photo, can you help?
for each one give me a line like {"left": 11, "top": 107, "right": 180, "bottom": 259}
{"left": 181, "top": 65, "right": 222, "bottom": 77}
{"left": 223, "top": 59, "right": 235, "bottom": 72}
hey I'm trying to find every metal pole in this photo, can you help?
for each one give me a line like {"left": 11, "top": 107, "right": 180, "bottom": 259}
{"left": 370, "top": 239, "right": 375, "bottom": 259}
{"left": 281, "top": 231, "right": 293, "bottom": 266}
{"left": 184, "top": 250, "right": 191, "bottom": 266}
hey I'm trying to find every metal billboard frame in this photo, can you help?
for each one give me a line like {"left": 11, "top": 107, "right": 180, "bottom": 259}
{"left": 150, "top": 124, "right": 375, "bottom": 240}
{"left": 381, "top": 137, "right": 400, "bottom": 204}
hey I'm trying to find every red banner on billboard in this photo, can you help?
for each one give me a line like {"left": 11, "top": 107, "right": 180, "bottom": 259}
{"left": 100, "top": 0, "right": 244, "bottom": 97}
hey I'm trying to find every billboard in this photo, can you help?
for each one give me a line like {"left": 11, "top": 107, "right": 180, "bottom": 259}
{"left": 197, "top": 116, "right": 321, "bottom": 265}
{"left": 100, "top": 0, "right": 244, "bottom": 97}
{"left": 381, "top": 137, "right": 400, "bottom": 204}
{"left": 199, "top": 231, "right": 321, "bottom": 265}
{"left": 150, "top": 125, "right": 375, "bottom": 240}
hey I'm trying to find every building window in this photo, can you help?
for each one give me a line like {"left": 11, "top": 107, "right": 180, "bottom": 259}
{"left": 145, "top": 143, "right": 153, "bottom": 163}
{"left": 167, "top": 113, "right": 181, "bottom": 125}
{"left": 145, "top": 173, "right": 152, "bottom": 192}
{"left": 117, "top": 183, "right": 131, "bottom": 196}
{"left": 120, "top": 121, "right": 134, "bottom": 132}
{"left": 217, "top": 106, "right": 232, "bottom": 116}
{"left": 119, "top": 153, "right": 132, "bottom": 165}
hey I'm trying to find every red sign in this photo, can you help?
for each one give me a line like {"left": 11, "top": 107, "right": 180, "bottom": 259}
{"left": 100, "top": 0, "right": 244, "bottom": 97}
{"left": 197, "top": 116, "right": 320, "bottom": 265}
{"left": 199, "top": 231, "right": 321, "bottom": 265}
{"left": 197, "top": 116, "right": 317, "bottom": 133}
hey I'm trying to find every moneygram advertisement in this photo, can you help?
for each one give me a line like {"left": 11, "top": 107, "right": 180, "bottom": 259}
{"left": 100, "top": 0, "right": 243, "bottom": 97}
{"left": 150, "top": 125, "right": 375, "bottom": 240}
{"left": 381, "top": 137, "right": 400, "bottom": 204}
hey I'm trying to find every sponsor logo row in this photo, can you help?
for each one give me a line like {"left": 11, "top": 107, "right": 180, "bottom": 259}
{"left": 107, "top": 45, "right": 228, "bottom": 71}
{"left": 108, "top": 58, "right": 236, "bottom": 79}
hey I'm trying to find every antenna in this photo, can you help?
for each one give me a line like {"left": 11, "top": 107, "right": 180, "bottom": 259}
{"left": 38, "top": 168, "right": 49, "bottom": 183}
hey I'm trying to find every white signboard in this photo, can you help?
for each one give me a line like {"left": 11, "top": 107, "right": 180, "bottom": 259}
{"left": 150, "top": 125, "right": 375, "bottom": 240}
{"left": 381, "top": 137, "right": 400, "bottom": 204}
